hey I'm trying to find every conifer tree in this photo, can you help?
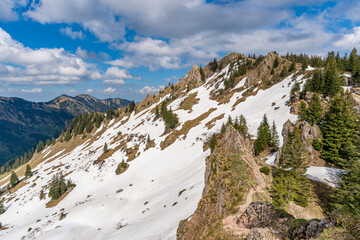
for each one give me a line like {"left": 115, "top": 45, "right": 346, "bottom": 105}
{"left": 36, "top": 141, "right": 44, "bottom": 153}
{"left": 0, "top": 201, "right": 4, "bottom": 214}
{"left": 321, "top": 93, "right": 358, "bottom": 167}
{"left": 298, "top": 101, "right": 308, "bottom": 121}
{"left": 302, "top": 58, "right": 308, "bottom": 70}
{"left": 324, "top": 53, "right": 341, "bottom": 96}
{"left": 270, "top": 121, "right": 279, "bottom": 148}
{"left": 271, "top": 127, "right": 311, "bottom": 209}
{"left": 254, "top": 115, "right": 271, "bottom": 155}
{"left": 306, "top": 93, "right": 322, "bottom": 125}
{"left": 200, "top": 67, "right": 205, "bottom": 82}
{"left": 288, "top": 62, "right": 296, "bottom": 72}
{"left": 25, "top": 164, "right": 32, "bottom": 178}
{"left": 103, "top": 143, "right": 108, "bottom": 153}
{"left": 238, "top": 115, "right": 249, "bottom": 138}
{"left": 348, "top": 48, "right": 358, "bottom": 73}
{"left": 273, "top": 57, "right": 279, "bottom": 68}
{"left": 10, "top": 171, "right": 19, "bottom": 188}
{"left": 209, "top": 134, "right": 217, "bottom": 153}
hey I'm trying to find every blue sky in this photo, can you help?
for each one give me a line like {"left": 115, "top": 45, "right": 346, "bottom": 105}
{"left": 0, "top": 0, "right": 360, "bottom": 102}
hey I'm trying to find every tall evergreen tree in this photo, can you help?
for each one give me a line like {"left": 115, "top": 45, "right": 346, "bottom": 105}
{"left": 254, "top": 115, "right": 271, "bottom": 155}
{"left": 209, "top": 134, "right": 217, "bottom": 153}
{"left": 238, "top": 115, "right": 249, "bottom": 138}
{"left": 25, "top": 164, "right": 32, "bottom": 178}
{"left": 270, "top": 121, "right": 279, "bottom": 148}
{"left": 321, "top": 93, "right": 358, "bottom": 167}
{"left": 324, "top": 53, "right": 342, "bottom": 96}
{"left": 306, "top": 93, "right": 322, "bottom": 125}
{"left": 10, "top": 171, "right": 19, "bottom": 188}
{"left": 271, "top": 127, "right": 311, "bottom": 209}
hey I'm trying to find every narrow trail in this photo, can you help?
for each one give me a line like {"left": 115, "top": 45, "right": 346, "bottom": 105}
{"left": 222, "top": 185, "right": 264, "bottom": 237}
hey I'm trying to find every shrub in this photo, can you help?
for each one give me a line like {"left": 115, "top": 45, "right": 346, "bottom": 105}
{"left": 260, "top": 166, "right": 270, "bottom": 175}
{"left": 312, "top": 139, "right": 322, "bottom": 151}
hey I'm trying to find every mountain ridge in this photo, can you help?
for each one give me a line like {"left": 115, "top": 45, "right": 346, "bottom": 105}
{"left": 0, "top": 94, "right": 131, "bottom": 166}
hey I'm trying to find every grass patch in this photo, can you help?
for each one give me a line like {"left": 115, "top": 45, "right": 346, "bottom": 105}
{"left": 161, "top": 108, "right": 216, "bottom": 150}
{"left": 179, "top": 92, "right": 199, "bottom": 111}
{"left": 205, "top": 113, "right": 225, "bottom": 130}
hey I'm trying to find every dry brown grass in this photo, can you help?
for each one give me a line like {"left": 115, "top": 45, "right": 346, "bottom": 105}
{"left": 179, "top": 92, "right": 199, "bottom": 111}
{"left": 161, "top": 108, "right": 217, "bottom": 150}
{"left": 205, "top": 113, "right": 225, "bottom": 130}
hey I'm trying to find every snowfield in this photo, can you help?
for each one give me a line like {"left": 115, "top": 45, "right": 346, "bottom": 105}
{"left": 0, "top": 66, "right": 342, "bottom": 239}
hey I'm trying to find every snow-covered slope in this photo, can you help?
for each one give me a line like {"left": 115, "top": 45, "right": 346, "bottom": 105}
{"left": 0, "top": 56, "right": 339, "bottom": 239}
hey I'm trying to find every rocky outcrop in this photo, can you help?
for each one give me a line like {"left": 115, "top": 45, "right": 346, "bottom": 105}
{"left": 245, "top": 52, "right": 276, "bottom": 88}
{"left": 237, "top": 202, "right": 333, "bottom": 240}
{"left": 176, "top": 64, "right": 203, "bottom": 92}
{"left": 177, "top": 125, "right": 265, "bottom": 239}
{"left": 277, "top": 120, "right": 324, "bottom": 167}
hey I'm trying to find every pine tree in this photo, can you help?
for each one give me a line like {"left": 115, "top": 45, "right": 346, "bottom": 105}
{"left": 254, "top": 115, "right": 271, "bottom": 155}
{"left": 10, "top": 171, "right": 19, "bottom": 188}
{"left": 306, "top": 93, "right": 322, "bottom": 125}
{"left": 238, "top": 115, "right": 249, "bottom": 138}
{"left": 273, "top": 57, "right": 279, "bottom": 68}
{"left": 270, "top": 121, "right": 279, "bottom": 148}
{"left": 200, "top": 67, "right": 205, "bottom": 82}
{"left": 324, "top": 53, "right": 341, "bottom": 96}
{"left": 0, "top": 201, "right": 4, "bottom": 214}
{"left": 128, "top": 100, "right": 135, "bottom": 113}
{"left": 302, "top": 58, "right": 308, "bottom": 70}
{"left": 36, "top": 141, "right": 44, "bottom": 153}
{"left": 25, "top": 164, "right": 32, "bottom": 178}
{"left": 333, "top": 162, "right": 360, "bottom": 215}
{"left": 48, "top": 174, "right": 72, "bottom": 200}
{"left": 348, "top": 48, "right": 358, "bottom": 73}
{"left": 209, "top": 134, "right": 217, "bottom": 153}
{"left": 298, "top": 101, "right": 308, "bottom": 121}
{"left": 321, "top": 93, "right": 358, "bottom": 167}
{"left": 103, "top": 143, "right": 108, "bottom": 153}
{"left": 271, "top": 127, "right": 311, "bottom": 209}
{"left": 288, "top": 62, "right": 296, "bottom": 72}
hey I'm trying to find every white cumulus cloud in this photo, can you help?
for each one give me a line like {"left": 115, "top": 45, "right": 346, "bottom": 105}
{"left": 20, "top": 88, "right": 42, "bottom": 93}
{"left": 104, "top": 87, "right": 116, "bottom": 93}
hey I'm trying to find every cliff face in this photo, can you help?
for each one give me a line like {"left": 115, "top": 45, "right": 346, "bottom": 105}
{"left": 177, "top": 125, "right": 266, "bottom": 239}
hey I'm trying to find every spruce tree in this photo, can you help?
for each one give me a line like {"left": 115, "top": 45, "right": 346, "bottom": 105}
{"left": 200, "top": 67, "right": 205, "bottom": 82}
{"left": 254, "top": 115, "right": 271, "bottom": 155}
{"left": 25, "top": 164, "right": 32, "bottom": 178}
{"left": 270, "top": 121, "right": 279, "bottom": 148}
{"left": 298, "top": 101, "right": 308, "bottom": 121}
{"left": 302, "top": 58, "right": 308, "bottom": 70}
{"left": 273, "top": 57, "right": 279, "bottom": 68}
{"left": 103, "top": 143, "right": 108, "bottom": 153}
{"left": 0, "top": 201, "right": 4, "bottom": 214}
{"left": 271, "top": 127, "right": 311, "bottom": 209}
{"left": 306, "top": 93, "right": 322, "bottom": 125}
{"left": 324, "top": 53, "right": 341, "bottom": 96}
{"left": 238, "top": 115, "right": 249, "bottom": 138}
{"left": 321, "top": 93, "right": 358, "bottom": 167}
{"left": 209, "top": 134, "right": 217, "bottom": 153}
{"left": 288, "top": 62, "right": 296, "bottom": 72}
{"left": 10, "top": 171, "right": 19, "bottom": 188}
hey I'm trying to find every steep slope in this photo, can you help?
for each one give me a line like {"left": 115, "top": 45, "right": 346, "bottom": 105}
{"left": 0, "top": 95, "right": 130, "bottom": 166}
{"left": 0, "top": 52, "right": 342, "bottom": 239}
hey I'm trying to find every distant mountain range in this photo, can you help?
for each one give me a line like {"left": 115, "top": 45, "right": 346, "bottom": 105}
{"left": 0, "top": 94, "right": 131, "bottom": 166}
